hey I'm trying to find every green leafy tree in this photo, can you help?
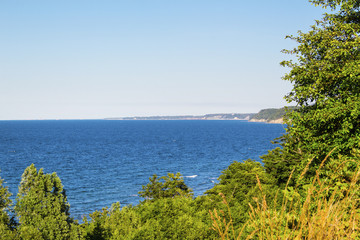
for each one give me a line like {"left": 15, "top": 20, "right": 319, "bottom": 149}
{"left": 82, "top": 203, "right": 141, "bottom": 240}
{"left": 202, "top": 159, "right": 277, "bottom": 229}
{"left": 0, "top": 174, "right": 16, "bottom": 239}
{"left": 206, "top": 160, "right": 275, "bottom": 202}
{"left": 138, "top": 173, "right": 193, "bottom": 200}
{"left": 134, "top": 196, "right": 212, "bottom": 240}
{"left": 262, "top": 0, "right": 360, "bottom": 185}
{"left": 83, "top": 180, "right": 212, "bottom": 239}
{"left": 15, "top": 164, "right": 76, "bottom": 240}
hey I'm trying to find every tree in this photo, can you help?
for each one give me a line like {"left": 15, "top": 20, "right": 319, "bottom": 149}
{"left": 15, "top": 164, "right": 74, "bottom": 239}
{"left": 134, "top": 196, "right": 211, "bottom": 239}
{"left": 82, "top": 202, "right": 141, "bottom": 240}
{"left": 206, "top": 160, "right": 275, "bottom": 203}
{"left": 0, "top": 174, "right": 16, "bottom": 239}
{"left": 203, "top": 160, "right": 277, "bottom": 227}
{"left": 138, "top": 173, "right": 193, "bottom": 200}
{"left": 262, "top": 0, "right": 360, "bottom": 185}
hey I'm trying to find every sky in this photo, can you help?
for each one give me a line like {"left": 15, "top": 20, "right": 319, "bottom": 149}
{"left": 0, "top": 1, "right": 327, "bottom": 120}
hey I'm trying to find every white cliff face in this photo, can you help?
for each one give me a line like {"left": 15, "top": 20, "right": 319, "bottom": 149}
{"left": 249, "top": 118, "right": 284, "bottom": 124}
{"left": 268, "top": 118, "right": 284, "bottom": 124}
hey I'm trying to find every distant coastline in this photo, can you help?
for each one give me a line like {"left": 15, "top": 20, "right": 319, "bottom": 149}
{"left": 105, "top": 113, "right": 255, "bottom": 121}
{"left": 105, "top": 107, "right": 292, "bottom": 124}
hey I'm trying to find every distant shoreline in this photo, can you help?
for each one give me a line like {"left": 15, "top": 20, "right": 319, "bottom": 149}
{"left": 105, "top": 112, "right": 285, "bottom": 124}
{"left": 2, "top": 107, "right": 290, "bottom": 123}
{"left": 104, "top": 113, "right": 255, "bottom": 121}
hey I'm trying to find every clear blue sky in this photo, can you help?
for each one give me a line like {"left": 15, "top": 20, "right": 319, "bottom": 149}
{"left": 0, "top": 1, "right": 326, "bottom": 120}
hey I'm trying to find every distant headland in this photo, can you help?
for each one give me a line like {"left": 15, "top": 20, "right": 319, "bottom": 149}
{"left": 105, "top": 107, "right": 295, "bottom": 124}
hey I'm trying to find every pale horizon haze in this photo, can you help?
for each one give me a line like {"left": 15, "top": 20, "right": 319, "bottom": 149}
{"left": 1, "top": 1, "right": 326, "bottom": 120}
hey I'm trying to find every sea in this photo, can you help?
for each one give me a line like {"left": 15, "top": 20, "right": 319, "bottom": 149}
{"left": 0, "top": 120, "right": 285, "bottom": 220}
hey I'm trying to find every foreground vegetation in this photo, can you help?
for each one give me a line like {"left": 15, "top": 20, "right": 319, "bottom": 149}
{"left": 1, "top": 0, "right": 359, "bottom": 239}
{"left": 1, "top": 152, "right": 360, "bottom": 239}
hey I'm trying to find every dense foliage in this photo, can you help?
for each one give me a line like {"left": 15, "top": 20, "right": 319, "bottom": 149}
{"left": 15, "top": 164, "right": 81, "bottom": 240}
{"left": 0, "top": 174, "right": 15, "bottom": 239}
{"left": 138, "top": 173, "right": 193, "bottom": 200}
{"left": 0, "top": 0, "right": 358, "bottom": 239}
{"left": 262, "top": 0, "right": 360, "bottom": 185}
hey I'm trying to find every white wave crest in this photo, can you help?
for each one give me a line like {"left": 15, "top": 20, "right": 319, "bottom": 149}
{"left": 184, "top": 175, "right": 198, "bottom": 178}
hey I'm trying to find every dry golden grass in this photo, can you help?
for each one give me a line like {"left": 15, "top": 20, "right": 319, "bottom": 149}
{"left": 210, "top": 192, "right": 255, "bottom": 240}
{"left": 210, "top": 152, "right": 360, "bottom": 239}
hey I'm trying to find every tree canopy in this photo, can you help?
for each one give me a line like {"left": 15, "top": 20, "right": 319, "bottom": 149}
{"left": 138, "top": 173, "right": 193, "bottom": 200}
{"left": 15, "top": 164, "right": 75, "bottom": 239}
{"left": 263, "top": 0, "right": 360, "bottom": 185}
{"left": 0, "top": 174, "right": 15, "bottom": 239}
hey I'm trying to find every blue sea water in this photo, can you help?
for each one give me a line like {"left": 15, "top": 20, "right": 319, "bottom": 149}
{"left": 0, "top": 120, "right": 285, "bottom": 220}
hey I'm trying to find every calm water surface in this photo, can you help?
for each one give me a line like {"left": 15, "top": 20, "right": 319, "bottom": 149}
{"left": 0, "top": 120, "right": 285, "bottom": 219}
